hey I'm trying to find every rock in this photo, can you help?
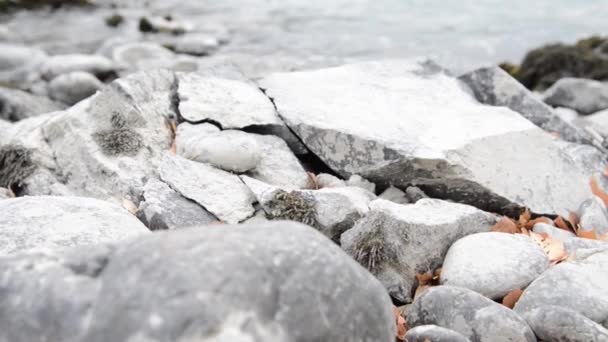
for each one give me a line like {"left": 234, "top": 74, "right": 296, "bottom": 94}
{"left": 564, "top": 237, "right": 608, "bottom": 253}
{"left": 578, "top": 196, "right": 608, "bottom": 235}
{"left": 0, "top": 187, "right": 11, "bottom": 199}
{"left": 138, "top": 16, "right": 191, "bottom": 35}
{"left": 48, "top": 71, "right": 103, "bottom": 105}
{"left": 580, "top": 108, "right": 608, "bottom": 138}
{"left": 440, "top": 232, "right": 549, "bottom": 299}
{"left": 408, "top": 286, "right": 536, "bottom": 342}
{"left": 260, "top": 60, "right": 593, "bottom": 216}
{"left": 39, "top": 54, "right": 116, "bottom": 81}
{"left": 543, "top": 78, "right": 608, "bottom": 115}
{"left": 0, "top": 87, "right": 65, "bottom": 122}
{"left": 346, "top": 174, "right": 376, "bottom": 193}
{"left": 0, "top": 196, "right": 148, "bottom": 255}
{"left": 159, "top": 154, "right": 255, "bottom": 224}
{"left": 404, "top": 325, "right": 471, "bottom": 342}
{"left": 460, "top": 66, "right": 591, "bottom": 144}
{"left": 533, "top": 223, "right": 576, "bottom": 241}
{"left": 315, "top": 173, "right": 346, "bottom": 188}
{"left": 166, "top": 33, "right": 220, "bottom": 56}
{"left": 0, "top": 222, "right": 395, "bottom": 342}
{"left": 554, "top": 140, "right": 606, "bottom": 176}
{"left": 379, "top": 186, "right": 409, "bottom": 204}
{"left": 554, "top": 107, "right": 580, "bottom": 122}
{"left": 137, "top": 178, "right": 217, "bottom": 230}
{"left": 340, "top": 198, "right": 496, "bottom": 302}
{"left": 521, "top": 305, "right": 608, "bottom": 342}
{"left": 111, "top": 42, "right": 175, "bottom": 71}
{"left": 243, "top": 176, "right": 375, "bottom": 241}
{"left": 405, "top": 186, "right": 429, "bottom": 203}
{"left": 514, "top": 249, "right": 608, "bottom": 327}
{"left": 0, "top": 43, "right": 47, "bottom": 87}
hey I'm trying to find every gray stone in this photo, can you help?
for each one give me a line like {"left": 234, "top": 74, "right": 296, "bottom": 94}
{"left": 111, "top": 42, "right": 175, "bottom": 71}
{"left": 159, "top": 154, "right": 255, "bottom": 224}
{"left": 167, "top": 33, "right": 220, "bottom": 56}
{"left": 554, "top": 140, "right": 606, "bottom": 177}
{"left": 260, "top": 60, "right": 593, "bottom": 216}
{"left": 405, "top": 186, "right": 429, "bottom": 203}
{"left": 346, "top": 174, "right": 376, "bottom": 193}
{"left": 137, "top": 178, "right": 217, "bottom": 230}
{"left": 139, "top": 16, "right": 192, "bottom": 35}
{"left": 543, "top": 78, "right": 608, "bottom": 115}
{"left": 408, "top": 286, "right": 536, "bottom": 342}
{"left": 440, "top": 232, "right": 549, "bottom": 299}
{"left": 581, "top": 108, "right": 608, "bottom": 137}
{"left": 404, "top": 325, "right": 471, "bottom": 342}
{"left": 460, "top": 66, "right": 591, "bottom": 144}
{"left": 243, "top": 176, "right": 375, "bottom": 241}
{"left": 521, "top": 305, "right": 608, "bottom": 342}
{"left": 48, "top": 71, "right": 103, "bottom": 105}
{"left": 0, "top": 87, "right": 65, "bottom": 122}
{"left": 514, "top": 249, "right": 608, "bottom": 327}
{"left": 578, "top": 196, "right": 608, "bottom": 235}
{"left": 379, "top": 186, "right": 409, "bottom": 204}
{"left": 0, "top": 222, "right": 395, "bottom": 342}
{"left": 0, "top": 43, "right": 47, "bottom": 87}
{"left": 340, "top": 198, "right": 496, "bottom": 302}
{"left": 533, "top": 223, "right": 576, "bottom": 241}
{"left": 315, "top": 173, "right": 346, "bottom": 188}
{"left": 564, "top": 238, "right": 608, "bottom": 253}
{"left": 39, "top": 54, "right": 116, "bottom": 80}
{"left": 554, "top": 107, "right": 580, "bottom": 122}
{"left": 0, "top": 196, "right": 149, "bottom": 255}
{"left": 0, "top": 187, "right": 11, "bottom": 199}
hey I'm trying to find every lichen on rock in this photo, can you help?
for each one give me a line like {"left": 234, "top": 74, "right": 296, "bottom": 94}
{"left": 0, "top": 144, "right": 36, "bottom": 188}
{"left": 92, "top": 111, "right": 144, "bottom": 156}
{"left": 265, "top": 189, "right": 317, "bottom": 227}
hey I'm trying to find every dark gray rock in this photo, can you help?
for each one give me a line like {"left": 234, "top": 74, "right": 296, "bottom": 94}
{"left": 543, "top": 78, "right": 608, "bottom": 115}
{"left": 440, "top": 232, "right": 549, "bottom": 299}
{"left": 0, "top": 87, "right": 65, "bottom": 122}
{"left": 408, "top": 286, "right": 536, "bottom": 342}
{"left": 460, "top": 66, "right": 591, "bottom": 144}
{"left": 0, "top": 196, "right": 149, "bottom": 255}
{"left": 137, "top": 178, "right": 217, "bottom": 230}
{"left": 48, "top": 71, "right": 103, "bottom": 105}
{"left": 0, "top": 222, "right": 395, "bottom": 342}
{"left": 521, "top": 305, "right": 608, "bottom": 342}
{"left": 578, "top": 196, "right": 608, "bottom": 235}
{"left": 260, "top": 60, "right": 593, "bottom": 215}
{"left": 404, "top": 325, "right": 471, "bottom": 342}
{"left": 340, "top": 198, "right": 496, "bottom": 302}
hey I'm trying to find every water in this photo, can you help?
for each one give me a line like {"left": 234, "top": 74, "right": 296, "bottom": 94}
{"left": 2, "top": 0, "right": 608, "bottom": 76}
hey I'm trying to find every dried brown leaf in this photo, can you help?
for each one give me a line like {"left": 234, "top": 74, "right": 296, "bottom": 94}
{"left": 393, "top": 306, "right": 408, "bottom": 341}
{"left": 576, "top": 228, "right": 599, "bottom": 240}
{"left": 518, "top": 208, "right": 532, "bottom": 226}
{"left": 502, "top": 289, "right": 523, "bottom": 309}
{"left": 491, "top": 217, "right": 519, "bottom": 234}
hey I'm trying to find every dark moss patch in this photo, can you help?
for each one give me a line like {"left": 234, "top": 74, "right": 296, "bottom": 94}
{"left": 351, "top": 232, "right": 388, "bottom": 273}
{"left": 138, "top": 17, "right": 156, "bottom": 33}
{"left": 93, "top": 128, "right": 143, "bottom": 157}
{"left": 0, "top": 145, "right": 36, "bottom": 188}
{"left": 266, "top": 190, "right": 317, "bottom": 227}
{"left": 105, "top": 13, "right": 124, "bottom": 28}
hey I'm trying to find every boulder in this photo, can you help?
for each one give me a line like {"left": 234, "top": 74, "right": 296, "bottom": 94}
{"left": 0, "top": 196, "right": 148, "bottom": 255}
{"left": 159, "top": 154, "right": 255, "bottom": 224}
{"left": 514, "top": 249, "right": 608, "bottom": 327}
{"left": 137, "top": 178, "right": 217, "bottom": 230}
{"left": 0, "top": 86, "right": 65, "bottom": 122}
{"left": 543, "top": 78, "right": 608, "bottom": 115}
{"left": 260, "top": 60, "right": 593, "bottom": 216}
{"left": 243, "top": 176, "right": 375, "bottom": 241}
{"left": 407, "top": 286, "right": 536, "bottom": 342}
{"left": 440, "top": 232, "right": 549, "bottom": 299}
{"left": 39, "top": 54, "right": 116, "bottom": 81}
{"left": 0, "top": 222, "right": 395, "bottom": 342}
{"left": 521, "top": 305, "right": 608, "bottom": 342}
{"left": 48, "top": 71, "right": 103, "bottom": 105}
{"left": 340, "top": 198, "right": 496, "bottom": 302}
{"left": 578, "top": 196, "right": 608, "bottom": 235}
{"left": 460, "top": 66, "right": 591, "bottom": 144}
{"left": 404, "top": 325, "right": 471, "bottom": 342}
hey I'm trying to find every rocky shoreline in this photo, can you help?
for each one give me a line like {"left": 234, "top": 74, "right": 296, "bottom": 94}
{"left": 2, "top": 3, "right": 608, "bottom": 342}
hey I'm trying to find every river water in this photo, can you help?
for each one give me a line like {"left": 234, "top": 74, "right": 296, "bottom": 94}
{"left": 2, "top": 0, "right": 608, "bottom": 76}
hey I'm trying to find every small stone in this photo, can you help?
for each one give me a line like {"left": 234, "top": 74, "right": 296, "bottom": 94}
{"left": 138, "top": 16, "right": 190, "bottom": 35}
{"left": 554, "top": 107, "right": 580, "bottom": 122}
{"left": 0, "top": 87, "right": 65, "bottom": 122}
{"left": 404, "top": 325, "right": 471, "bottom": 342}
{"left": 440, "top": 232, "right": 550, "bottom": 299}
{"left": 408, "top": 286, "right": 535, "bottom": 342}
{"left": 346, "top": 174, "right": 376, "bottom": 194}
{"left": 578, "top": 196, "right": 608, "bottom": 235}
{"left": 315, "top": 173, "right": 346, "bottom": 188}
{"left": 521, "top": 305, "right": 608, "bottom": 342}
{"left": 48, "top": 71, "right": 103, "bottom": 105}
{"left": 166, "top": 33, "right": 220, "bottom": 56}
{"left": 104, "top": 13, "right": 124, "bottom": 27}
{"left": 532, "top": 223, "right": 576, "bottom": 241}
{"left": 0, "top": 43, "right": 47, "bottom": 87}
{"left": 378, "top": 186, "right": 409, "bottom": 204}
{"left": 159, "top": 154, "right": 255, "bottom": 224}
{"left": 405, "top": 186, "right": 429, "bottom": 203}
{"left": 39, "top": 54, "right": 116, "bottom": 80}
{"left": 0, "top": 187, "right": 11, "bottom": 199}
{"left": 111, "top": 42, "right": 175, "bottom": 70}
{"left": 543, "top": 78, "right": 608, "bottom": 115}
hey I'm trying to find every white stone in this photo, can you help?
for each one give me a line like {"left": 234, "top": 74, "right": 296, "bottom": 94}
{"left": 48, "top": 71, "right": 103, "bottom": 105}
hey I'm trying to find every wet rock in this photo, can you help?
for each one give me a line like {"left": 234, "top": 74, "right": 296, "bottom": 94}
{"left": 315, "top": 173, "right": 346, "bottom": 188}
{"left": 521, "top": 305, "right": 608, "bottom": 342}
{"left": 0, "top": 43, "right": 47, "bottom": 87}
{"left": 404, "top": 325, "right": 471, "bottom": 342}
{"left": 543, "top": 78, "right": 608, "bottom": 115}
{"left": 440, "top": 232, "right": 549, "bottom": 299}
{"left": 0, "top": 87, "right": 65, "bottom": 122}
{"left": 111, "top": 42, "right": 175, "bottom": 71}
{"left": 159, "top": 154, "right": 255, "bottom": 224}
{"left": 532, "top": 223, "right": 576, "bottom": 241}
{"left": 514, "top": 249, "right": 608, "bottom": 327}
{"left": 47, "top": 71, "right": 103, "bottom": 105}
{"left": 137, "top": 178, "right": 217, "bottom": 230}
{"left": 379, "top": 186, "right": 409, "bottom": 204}
{"left": 243, "top": 176, "right": 375, "bottom": 241}
{"left": 408, "top": 286, "right": 536, "bottom": 342}
{"left": 346, "top": 174, "right": 376, "bottom": 194}
{"left": 460, "top": 66, "right": 591, "bottom": 144}
{"left": 260, "top": 60, "right": 593, "bottom": 216}
{"left": 578, "top": 196, "right": 608, "bottom": 235}
{"left": 39, "top": 54, "right": 116, "bottom": 81}
{"left": 0, "top": 222, "right": 395, "bottom": 342}
{"left": 340, "top": 198, "right": 496, "bottom": 302}
{"left": 0, "top": 196, "right": 148, "bottom": 255}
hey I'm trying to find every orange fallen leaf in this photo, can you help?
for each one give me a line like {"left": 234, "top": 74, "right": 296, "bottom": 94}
{"left": 576, "top": 228, "right": 599, "bottom": 240}
{"left": 502, "top": 289, "right": 523, "bottom": 309}
{"left": 590, "top": 175, "right": 608, "bottom": 208}
{"left": 122, "top": 198, "right": 138, "bottom": 215}
{"left": 393, "top": 306, "right": 407, "bottom": 341}
{"left": 491, "top": 217, "right": 519, "bottom": 234}
{"left": 568, "top": 211, "right": 580, "bottom": 227}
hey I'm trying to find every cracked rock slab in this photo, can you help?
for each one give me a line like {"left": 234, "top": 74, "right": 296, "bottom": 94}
{"left": 0, "top": 222, "right": 395, "bottom": 342}
{"left": 440, "top": 232, "right": 550, "bottom": 299}
{"left": 340, "top": 198, "right": 496, "bottom": 302}
{"left": 160, "top": 154, "right": 255, "bottom": 224}
{"left": 0, "top": 196, "right": 149, "bottom": 255}
{"left": 407, "top": 286, "right": 536, "bottom": 342}
{"left": 260, "top": 60, "right": 593, "bottom": 215}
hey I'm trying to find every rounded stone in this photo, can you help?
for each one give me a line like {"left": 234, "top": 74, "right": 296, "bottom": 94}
{"left": 48, "top": 71, "right": 103, "bottom": 105}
